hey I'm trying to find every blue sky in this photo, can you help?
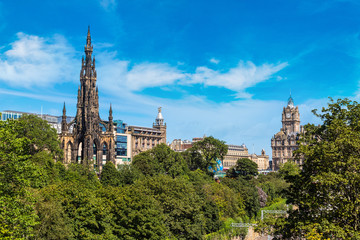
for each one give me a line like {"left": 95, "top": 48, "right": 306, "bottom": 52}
{"left": 1, "top": 0, "right": 360, "bottom": 156}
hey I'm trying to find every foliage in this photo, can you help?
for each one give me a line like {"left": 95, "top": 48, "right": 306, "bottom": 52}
{"left": 255, "top": 172, "right": 289, "bottom": 203}
{"left": 204, "top": 217, "right": 248, "bottom": 240}
{"left": 33, "top": 189, "right": 74, "bottom": 240}
{"left": 132, "top": 143, "right": 188, "bottom": 178}
{"left": 97, "top": 185, "right": 169, "bottom": 239}
{"left": 183, "top": 136, "right": 228, "bottom": 172}
{"left": 100, "top": 161, "right": 121, "bottom": 187}
{"left": 0, "top": 115, "right": 62, "bottom": 238}
{"left": 136, "top": 175, "right": 208, "bottom": 239}
{"left": 226, "top": 158, "right": 258, "bottom": 179}
{"left": 0, "top": 115, "right": 273, "bottom": 239}
{"left": 13, "top": 114, "right": 62, "bottom": 160}
{"left": 221, "top": 177, "right": 260, "bottom": 219}
{"left": 203, "top": 182, "right": 245, "bottom": 219}
{"left": 278, "top": 160, "right": 300, "bottom": 181}
{"left": 117, "top": 164, "right": 141, "bottom": 186}
{"left": 64, "top": 163, "right": 100, "bottom": 189}
{"left": 275, "top": 98, "right": 360, "bottom": 239}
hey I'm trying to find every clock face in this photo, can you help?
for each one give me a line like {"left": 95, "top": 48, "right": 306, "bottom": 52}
{"left": 286, "top": 113, "right": 291, "bottom": 118}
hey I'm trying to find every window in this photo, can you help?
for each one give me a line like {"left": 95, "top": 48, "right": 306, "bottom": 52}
{"left": 115, "top": 135, "right": 128, "bottom": 157}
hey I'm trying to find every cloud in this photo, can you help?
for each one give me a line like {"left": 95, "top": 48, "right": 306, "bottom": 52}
{"left": 97, "top": 52, "right": 288, "bottom": 99}
{"left": 188, "top": 61, "right": 288, "bottom": 91}
{"left": 0, "top": 32, "right": 288, "bottom": 99}
{"left": 0, "top": 32, "right": 78, "bottom": 88}
{"left": 99, "top": 0, "right": 117, "bottom": 11}
{"left": 209, "top": 57, "right": 220, "bottom": 64}
{"left": 0, "top": 88, "right": 76, "bottom": 105}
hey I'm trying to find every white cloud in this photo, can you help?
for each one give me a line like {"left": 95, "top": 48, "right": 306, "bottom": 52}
{"left": 127, "top": 63, "right": 184, "bottom": 91}
{"left": 99, "top": 0, "right": 117, "bottom": 11}
{"left": 209, "top": 57, "right": 220, "bottom": 64}
{"left": 0, "top": 88, "right": 76, "bottom": 105}
{"left": 0, "top": 32, "right": 78, "bottom": 88}
{"left": 188, "top": 61, "right": 288, "bottom": 91}
{"left": 97, "top": 52, "right": 288, "bottom": 99}
{"left": 0, "top": 33, "right": 288, "bottom": 98}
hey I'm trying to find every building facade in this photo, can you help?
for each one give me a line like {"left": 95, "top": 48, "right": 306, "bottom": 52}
{"left": 169, "top": 138, "right": 270, "bottom": 171}
{"left": 59, "top": 28, "right": 115, "bottom": 170}
{"left": 271, "top": 95, "right": 304, "bottom": 170}
{"left": 0, "top": 110, "right": 74, "bottom": 133}
{"left": 114, "top": 120, "right": 132, "bottom": 166}
{"left": 169, "top": 139, "right": 192, "bottom": 152}
{"left": 126, "top": 107, "right": 167, "bottom": 157}
{"left": 222, "top": 144, "right": 270, "bottom": 171}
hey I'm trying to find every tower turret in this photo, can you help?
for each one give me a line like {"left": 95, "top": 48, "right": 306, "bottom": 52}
{"left": 61, "top": 102, "right": 68, "bottom": 132}
{"left": 108, "top": 104, "right": 113, "bottom": 132}
{"left": 153, "top": 107, "right": 167, "bottom": 143}
{"left": 154, "top": 107, "right": 164, "bottom": 126}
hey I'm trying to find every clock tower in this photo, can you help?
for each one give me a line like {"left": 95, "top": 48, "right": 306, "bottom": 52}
{"left": 271, "top": 95, "right": 303, "bottom": 170}
{"left": 281, "top": 95, "right": 300, "bottom": 135}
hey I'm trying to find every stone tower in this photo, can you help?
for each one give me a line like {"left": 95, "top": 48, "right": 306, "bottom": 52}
{"left": 271, "top": 95, "right": 303, "bottom": 170}
{"left": 60, "top": 27, "right": 115, "bottom": 170}
{"left": 153, "top": 107, "right": 167, "bottom": 143}
{"left": 281, "top": 96, "right": 300, "bottom": 135}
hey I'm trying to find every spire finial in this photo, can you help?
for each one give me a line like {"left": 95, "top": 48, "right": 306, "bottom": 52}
{"left": 108, "top": 103, "right": 113, "bottom": 132}
{"left": 61, "top": 102, "right": 67, "bottom": 132}
{"left": 86, "top": 26, "right": 91, "bottom": 47}
{"left": 63, "top": 102, "right": 66, "bottom": 115}
{"left": 287, "top": 93, "right": 294, "bottom": 108}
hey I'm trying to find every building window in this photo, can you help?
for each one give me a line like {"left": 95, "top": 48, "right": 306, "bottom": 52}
{"left": 115, "top": 135, "right": 127, "bottom": 157}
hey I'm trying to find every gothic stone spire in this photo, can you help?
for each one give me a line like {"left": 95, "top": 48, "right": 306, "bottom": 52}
{"left": 108, "top": 104, "right": 113, "bottom": 132}
{"left": 59, "top": 28, "right": 116, "bottom": 168}
{"left": 75, "top": 27, "right": 100, "bottom": 137}
{"left": 61, "top": 102, "right": 68, "bottom": 132}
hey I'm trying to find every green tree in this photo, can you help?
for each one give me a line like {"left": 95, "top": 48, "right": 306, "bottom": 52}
{"left": 0, "top": 115, "right": 63, "bottom": 238}
{"left": 256, "top": 172, "right": 289, "bottom": 203}
{"left": 15, "top": 114, "right": 63, "bottom": 160}
{"left": 132, "top": 143, "right": 188, "bottom": 178}
{"left": 37, "top": 182, "right": 113, "bottom": 240}
{"left": 226, "top": 158, "right": 258, "bottom": 179}
{"left": 136, "top": 175, "right": 211, "bottom": 239}
{"left": 184, "top": 136, "right": 228, "bottom": 172}
{"left": 275, "top": 98, "right": 360, "bottom": 239}
{"left": 100, "top": 161, "right": 121, "bottom": 187}
{"left": 117, "top": 164, "right": 141, "bottom": 186}
{"left": 278, "top": 160, "right": 300, "bottom": 182}
{"left": 221, "top": 177, "right": 260, "bottom": 219}
{"left": 98, "top": 185, "right": 169, "bottom": 239}
{"left": 203, "top": 182, "right": 245, "bottom": 220}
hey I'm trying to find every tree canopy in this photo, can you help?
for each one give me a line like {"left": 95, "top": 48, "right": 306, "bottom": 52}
{"left": 226, "top": 158, "right": 258, "bottom": 179}
{"left": 275, "top": 98, "right": 360, "bottom": 239}
{"left": 0, "top": 115, "right": 281, "bottom": 239}
{"left": 0, "top": 115, "right": 63, "bottom": 238}
{"left": 132, "top": 143, "right": 188, "bottom": 178}
{"left": 183, "top": 136, "right": 228, "bottom": 172}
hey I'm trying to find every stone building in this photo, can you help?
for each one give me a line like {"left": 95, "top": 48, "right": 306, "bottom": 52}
{"left": 0, "top": 110, "right": 74, "bottom": 133}
{"left": 169, "top": 138, "right": 269, "bottom": 171}
{"left": 126, "top": 107, "right": 167, "bottom": 157}
{"left": 222, "top": 144, "right": 269, "bottom": 170}
{"left": 169, "top": 139, "right": 192, "bottom": 152}
{"left": 271, "top": 95, "right": 304, "bottom": 170}
{"left": 59, "top": 28, "right": 115, "bottom": 169}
